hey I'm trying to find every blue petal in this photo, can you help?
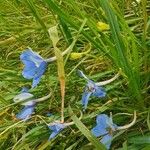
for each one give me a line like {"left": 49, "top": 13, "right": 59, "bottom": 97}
{"left": 32, "top": 77, "right": 41, "bottom": 88}
{"left": 97, "top": 114, "right": 117, "bottom": 131}
{"left": 86, "top": 80, "right": 106, "bottom": 98}
{"left": 100, "top": 134, "right": 112, "bottom": 150}
{"left": 20, "top": 49, "right": 44, "bottom": 67}
{"left": 49, "top": 123, "right": 65, "bottom": 132}
{"left": 20, "top": 49, "right": 47, "bottom": 87}
{"left": 91, "top": 124, "right": 108, "bottom": 137}
{"left": 48, "top": 123, "right": 66, "bottom": 140}
{"left": 48, "top": 131, "right": 59, "bottom": 140}
{"left": 77, "top": 70, "right": 89, "bottom": 80}
{"left": 106, "top": 116, "right": 118, "bottom": 131}
{"left": 96, "top": 114, "right": 110, "bottom": 128}
{"left": 16, "top": 105, "right": 35, "bottom": 121}
{"left": 32, "top": 61, "right": 47, "bottom": 88}
{"left": 22, "top": 61, "right": 37, "bottom": 79}
{"left": 34, "top": 61, "right": 47, "bottom": 78}
{"left": 91, "top": 114, "right": 111, "bottom": 137}
{"left": 82, "top": 91, "right": 92, "bottom": 110}
{"left": 92, "top": 85, "right": 106, "bottom": 97}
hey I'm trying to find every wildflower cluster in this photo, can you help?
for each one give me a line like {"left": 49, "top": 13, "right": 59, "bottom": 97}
{"left": 13, "top": 41, "right": 136, "bottom": 149}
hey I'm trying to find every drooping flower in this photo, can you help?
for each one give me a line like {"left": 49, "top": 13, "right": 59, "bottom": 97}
{"left": 13, "top": 88, "right": 36, "bottom": 121}
{"left": 48, "top": 122, "right": 66, "bottom": 140}
{"left": 20, "top": 48, "right": 47, "bottom": 88}
{"left": 91, "top": 114, "right": 117, "bottom": 149}
{"left": 78, "top": 70, "right": 106, "bottom": 110}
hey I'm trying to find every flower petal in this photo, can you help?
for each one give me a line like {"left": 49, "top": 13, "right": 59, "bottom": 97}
{"left": 82, "top": 91, "right": 92, "bottom": 110}
{"left": 32, "top": 61, "right": 47, "bottom": 88}
{"left": 91, "top": 124, "right": 108, "bottom": 137}
{"left": 20, "top": 49, "right": 44, "bottom": 67}
{"left": 77, "top": 70, "right": 89, "bottom": 80}
{"left": 34, "top": 61, "right": 47, "bottom": 78}
{"left": 91, "top": 114, "right": 111, "bottom": 137}
{"left": 48, "top": 123, "right": 66, "bottom": 140}
{"left": 96, "top": 114, "right": 110, "bottom": 126}
{"left": 106, "top": 116, "right": 118, "bottom": 131}
{"left": 22, "top": 61, "right": 37, "bottom": 79}
{"left": 32, "top": 77, "right": 41, "bottom": 89}
{"left": 100, "top": 134, "right": 112, "bottom": 150}
{"left": 92, "top": 84, "right": 106, "bottom": 97}
{"left": 20, "top": 49, "right": 47, "bottom": 87}
{"left": 16, "top": 105, "right": 35, "bottom": 121}
{"left": 86, "top": 80, "right": 106, "bottom": 98}
{"left": 48, "top": 131, "right": 59, "bottom": 140}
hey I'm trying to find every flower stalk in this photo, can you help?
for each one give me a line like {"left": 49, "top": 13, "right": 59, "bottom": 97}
{"left": 96, "top": 68, "right": 121, "bottom": 86}
{"left": 117, "top": 111, "right": 137, "bottom": 130}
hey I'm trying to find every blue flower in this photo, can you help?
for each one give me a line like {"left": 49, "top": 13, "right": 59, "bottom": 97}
{"left": 13, "top": 88, "right": 36, "bottom": 121}
{"left": 20, "top": 48, "right": 47, "bottom": 88}
{"left": 16, "top": 104, "right": 35, "bottom": 121}
{"left": 78, "top": 70, "right": 106, "bottom": 110}
{"left": 91, "top": 114, "right": 117, "bottom": 149}
{"left": 48, "top": 123, "right": 66, "bottom": 140}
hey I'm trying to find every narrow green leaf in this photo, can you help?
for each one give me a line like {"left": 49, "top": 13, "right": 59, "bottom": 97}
{"left": 25, "top": 0, "right": 49, "bottom": 37}
{"left": 44, "top": 0, "right": 106, "bottom": 54}
{"left": 141, "top": 145, "right": 150, "bottom": 150}
{"left": 59, "top": 17, "right": 73, "bottom": 45}
{"left": 129, "top": 136, "right": 150, "bottom": 144}
{"left": 49, "top": 25, "right": 65, "bottom": 122}
{"left": 122, "top": 141, "right": 128, "bottom": 150}
{"left": 99, "top": 0, "right": 142, "bottom": 102}
{"left": 147, "top": 112, "right": 150, "bottom": 131}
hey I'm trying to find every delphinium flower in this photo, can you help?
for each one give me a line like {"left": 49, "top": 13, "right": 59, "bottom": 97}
{"left": 13, "top": 88, "right": 36, "bottom": 121}
{"left": 13, "top": 88, "right": 51, "bottom": 121}
{"left": 47, "top": 111, "right": 82, "bottom": 140}
{"left": 20, "top": 48, "right": 48, "bottom": 88}
{"left": 48, "top": 122, "right": 66, "bottom": 140}
{"left": 91, "top": 114, "right": 117, "bottom": 149}
{"left": 91, "top": 112, "right": 136, "bottom": 149}
{"left": 78, "top": 70, "right": 106, "bottom": 110}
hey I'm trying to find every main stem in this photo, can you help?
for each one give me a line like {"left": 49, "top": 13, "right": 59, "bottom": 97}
{"left": 60, "top": 78, "right": 65, "bottom": 123}
{"left": 61, "top": 95, "right": 64, "bottom": 123}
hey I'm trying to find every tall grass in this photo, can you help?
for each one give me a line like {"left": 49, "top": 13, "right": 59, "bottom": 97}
{"left": 0, "top": 0, "right": 150, "bottom": 149}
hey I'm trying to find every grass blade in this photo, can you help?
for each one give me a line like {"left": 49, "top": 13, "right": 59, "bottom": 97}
{"left": 25, "top": 0, "right": 49, "bottom": 37}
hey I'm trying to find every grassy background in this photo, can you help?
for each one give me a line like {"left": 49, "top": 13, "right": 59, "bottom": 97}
{"left": 0, "top": 0, "right": 150, "bottom": 149}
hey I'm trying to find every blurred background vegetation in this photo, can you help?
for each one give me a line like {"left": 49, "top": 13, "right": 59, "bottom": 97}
{"left": 0, "top": 0, "right": 150, "bottom": 149}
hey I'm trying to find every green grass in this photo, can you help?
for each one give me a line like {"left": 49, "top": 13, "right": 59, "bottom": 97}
{"left": 0, "top": 0, "right": 150, "bottom": 149}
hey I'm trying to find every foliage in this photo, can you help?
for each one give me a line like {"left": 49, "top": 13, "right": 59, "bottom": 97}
{"left": 0, "top": 0, "right": 150, "bottom": 149}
